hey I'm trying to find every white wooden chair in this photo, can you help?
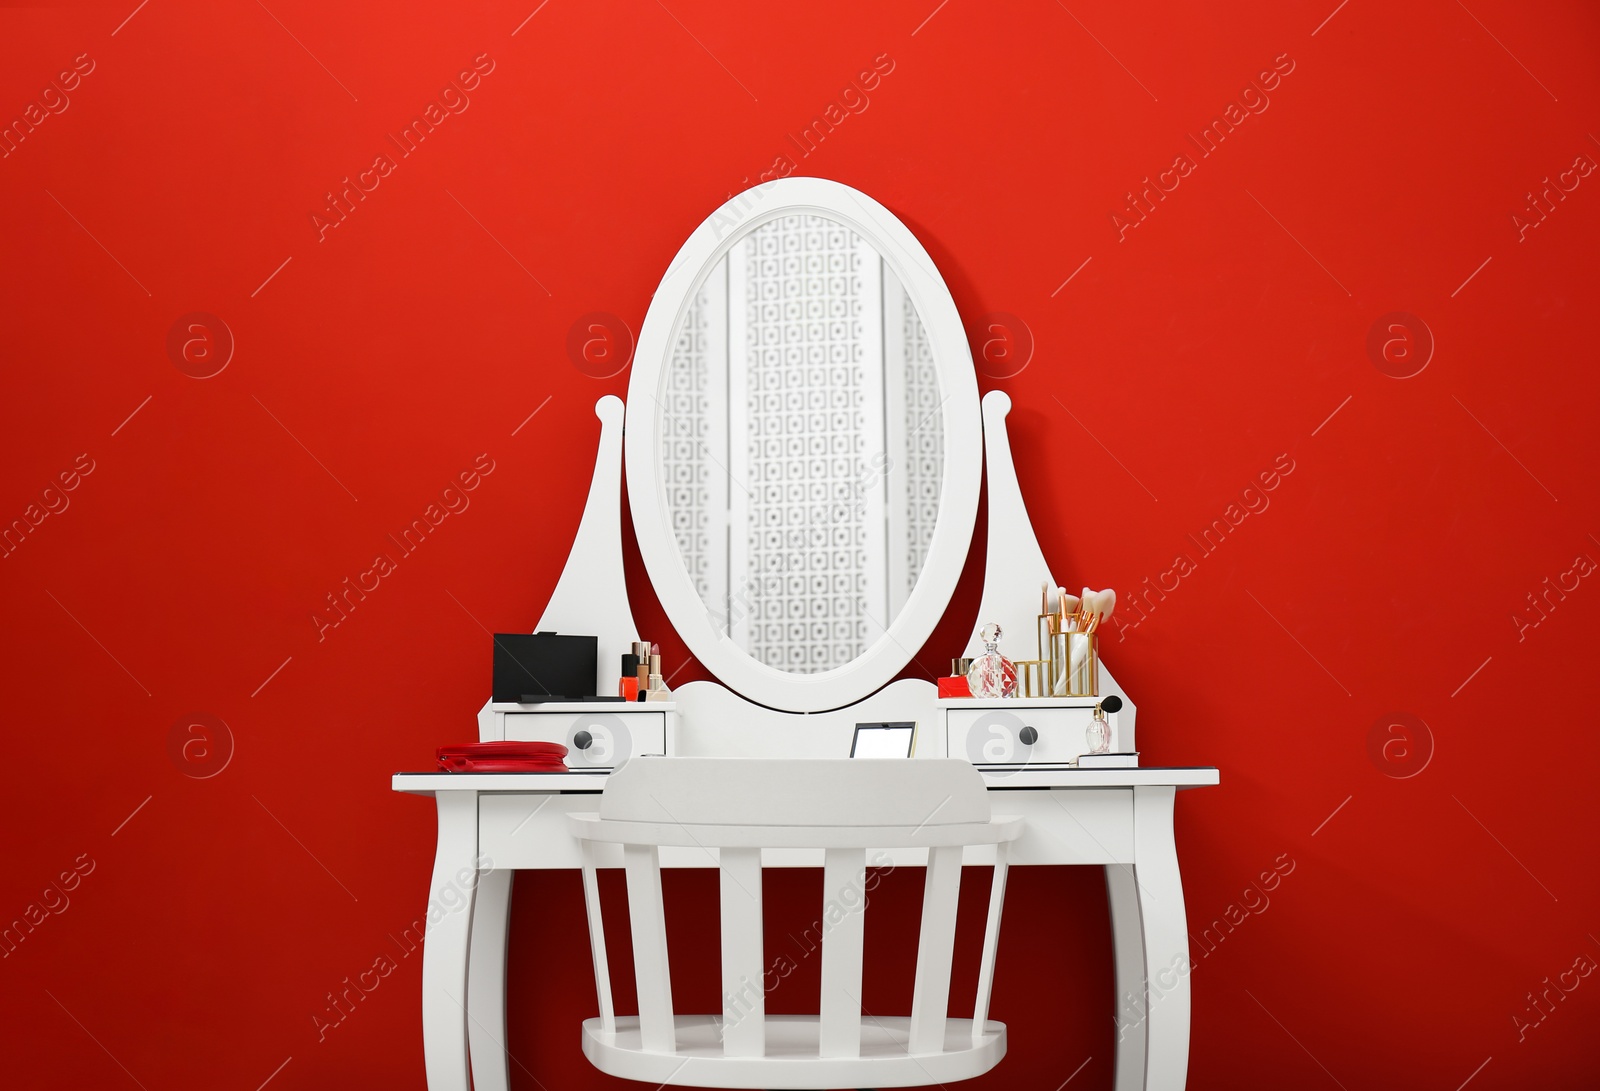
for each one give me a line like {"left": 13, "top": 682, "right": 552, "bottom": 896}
{"left": 567, "top": 757, "right": 1023, "bottom": 1089}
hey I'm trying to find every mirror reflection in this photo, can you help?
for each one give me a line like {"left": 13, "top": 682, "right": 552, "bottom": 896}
{"left": 658, "top": 213, "right": 945, "bottom": 674}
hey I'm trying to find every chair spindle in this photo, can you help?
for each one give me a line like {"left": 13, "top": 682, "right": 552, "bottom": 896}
{"left": 718, "top": 847, "right": 766, "bottom": 1057}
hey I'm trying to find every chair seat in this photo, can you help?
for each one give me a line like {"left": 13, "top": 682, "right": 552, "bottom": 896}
{"left": 582, "top": 1014, "right": 1007, "bottom": 1088}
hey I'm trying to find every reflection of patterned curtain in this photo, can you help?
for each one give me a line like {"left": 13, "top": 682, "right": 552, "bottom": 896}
{"left": 743, "top": 215, "right": 870, "bottom": 674}
{"left": 903, "top": 291, "right": 943, "bottom": 599}
{"left": 664, "top": 284, "right": 712, "bottom": 604}
{"left": 661, "top": 215, "right": 944, "bottom": 676}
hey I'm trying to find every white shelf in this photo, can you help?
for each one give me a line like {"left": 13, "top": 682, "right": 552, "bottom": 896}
{"left": 981, "top": 766, "right": 1218, "bottom": 790}
{"left": 394, "top": 771, "right": 612, "bottom": 795}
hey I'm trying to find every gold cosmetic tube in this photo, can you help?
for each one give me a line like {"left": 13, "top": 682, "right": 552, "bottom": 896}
{"left": 1048, "top": 631, "right": 1098, "bottom": 697}
{"left": 1037, "top": 613, "right": 1055, "bottom": 664}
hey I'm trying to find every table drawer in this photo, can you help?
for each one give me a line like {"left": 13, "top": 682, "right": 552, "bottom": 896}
{"left": 947, "top": 705, "right": 1097, "bottom": 766}
{"left": 503, "top": 710, "right": 666, "bottom": 769}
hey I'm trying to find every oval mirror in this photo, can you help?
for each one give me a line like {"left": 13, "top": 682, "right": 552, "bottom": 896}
{"left": 626, "top": 178, "right": 980, "bottom": 712}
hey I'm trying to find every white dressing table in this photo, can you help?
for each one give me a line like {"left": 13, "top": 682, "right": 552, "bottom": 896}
{"left": 394, "top": 179, "right": 1217, "bottom": 1090}
{"left": 396, "top": 765, "right": 1216, "bottom": 1091}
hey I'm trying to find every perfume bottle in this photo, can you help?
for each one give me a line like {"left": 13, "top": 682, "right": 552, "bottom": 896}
{"left": 1086, "top": 707, "right": 1112, "bottom": 755}
{"left": 967, "top": 623, "right": 1017, "bottom": 698}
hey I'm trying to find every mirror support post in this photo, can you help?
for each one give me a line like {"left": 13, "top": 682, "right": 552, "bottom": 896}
{"left": 966, "top": 391, "right": 1054, "bottom": 661}
{"left": 967, "top": 392, "right": 1136, "bottom": 740}
{"left": 534, "top": 395, "right": 640, "bottom": 694}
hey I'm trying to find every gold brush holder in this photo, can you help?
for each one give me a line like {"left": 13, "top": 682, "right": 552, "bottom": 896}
{"left": 1048, "top": 631, "right": 1098, "bottom": 697}
{"left": 1016, "top": 660, "right": 1046, "bottom": 698}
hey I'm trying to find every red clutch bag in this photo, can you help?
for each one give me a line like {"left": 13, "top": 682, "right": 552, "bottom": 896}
{"left": 437, "top": 741, "right": 569, "bottom": 773}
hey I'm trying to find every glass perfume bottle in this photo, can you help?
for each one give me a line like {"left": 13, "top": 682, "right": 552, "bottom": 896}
{"left": 967, "top": 623, "right": 1017, "bottom": 698}
{"left": 1086, "top": 707, "right": 1112, "bottom": 755}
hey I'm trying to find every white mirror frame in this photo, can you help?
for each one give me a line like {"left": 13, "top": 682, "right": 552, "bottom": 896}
{"left": 626, "top": 178, "right": 981, "bottom": 713}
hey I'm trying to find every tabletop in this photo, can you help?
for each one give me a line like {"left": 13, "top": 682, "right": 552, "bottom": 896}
{"left": 391, "top": 766, "right": 1221, "bottom": 796}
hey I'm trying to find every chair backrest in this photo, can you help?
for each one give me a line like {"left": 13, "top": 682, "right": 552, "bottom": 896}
{"left": 569, "top": 757, "right": 1021, "bottom": 1063}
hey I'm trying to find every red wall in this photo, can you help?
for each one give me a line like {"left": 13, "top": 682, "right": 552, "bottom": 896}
{"left": 4, "top": 1, "right": 1599, "bottom": 1086}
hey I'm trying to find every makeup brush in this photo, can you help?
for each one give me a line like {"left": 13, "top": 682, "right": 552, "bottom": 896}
{"left": 1038, "top": 582, "right": 1055, "bottom": 660}
{"left": 1078, "top": 588, "right": 1117, "bottom": 633}
{"left": 1059, "top": 591, "right": 1081, "bottom": 632}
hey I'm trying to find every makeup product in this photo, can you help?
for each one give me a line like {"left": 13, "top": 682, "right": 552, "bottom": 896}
{"left": 1098, "top": 694, "right": 1123, "bottom": 750}
{"left": 642, "top": 645, "right": 670, "bottom": 701}
{"left": 1037, "top": 582, "right": 1056, "bottom": 665}
{"left": 937, "top": 676, "right": 972, "bottom": 698}
{"left": 1045, "top": 599, "right": 1065, "bottom": 693}
{"left": 619, "top": 676, "right": 638, "bottom": 700}
{"left": 1052, "top": 589, "right": 1081, "bottom": 639}
{"left": 966, "top": 623, "right": 1017, "bottom": 698}
{"left": 1086, "top": 706, "right": 1112, "bottom": 754}
{"left": 1077, "top": 588, "right": 1116, "bottom": 633}
{"left": 951, "top": 657, "right": 974, "bottom": 677}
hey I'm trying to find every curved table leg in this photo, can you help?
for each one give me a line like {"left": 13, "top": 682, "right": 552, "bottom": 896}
{"left": 467, "top": 868, "right": 514, "bottom": 1091}
{"left": 1105, "top": 862, "right": 1148, "bottom": 1091}
{"left": 422, "top": 791, "right": 478, "bottom": 1091}
{"left": 1134, "top": 785, "right": 1191, "bottom": 1090}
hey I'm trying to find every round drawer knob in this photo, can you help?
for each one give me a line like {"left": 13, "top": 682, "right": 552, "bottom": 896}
{"left": 1018, "top": 726, "right": 1039, "bottom": 746}
{"left": 573, "top": 730, "right": 593, "bottom": 750}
